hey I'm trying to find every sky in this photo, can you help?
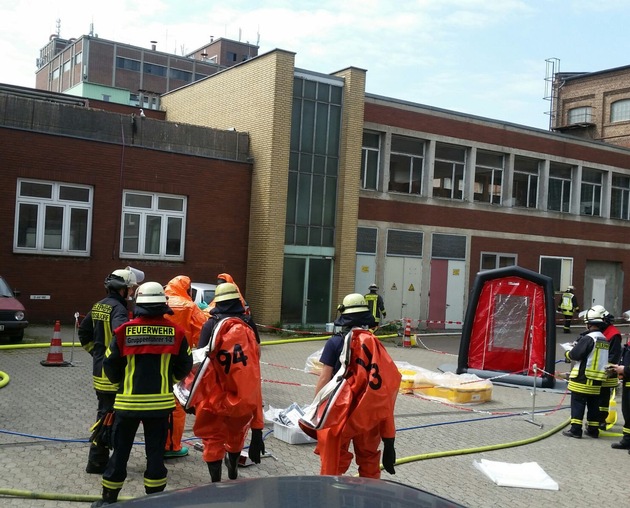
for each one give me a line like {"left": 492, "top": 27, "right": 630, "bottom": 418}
{"left": 2, "top": 0, "right": 628, "bottom": 130}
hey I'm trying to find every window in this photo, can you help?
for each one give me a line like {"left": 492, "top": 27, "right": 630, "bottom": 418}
{"left": 540, "top": 256, "right": 573, "bottom": 292}
{"left": 285, "top": 76, "right": 342, "bottom": 247}
{"left": 14, "top": 180, "right": 92, "bottom": 256}
{"left": 74, "top": 52, "right": 82, "bottom": 65}
{"left": 611, "top": 174, "right": 630, "bottom": 220}
{"left": 474, "top": 150, "right": 503, "bottom": 204}
{"left": 121, "top": 191, "right": 186, "bottom": 260}
{"left": 143, "top": 62, "right": 166, "bottom": 76}
{"left": 433, "top": 143, "right": 466, "bottom": 199}
{"left": 386, "top": 229, "right": 423, "bottom": 257}
{"left": 227, "top": 51, "right": 237, "bottom": 62}
{"left": 357, "top": 227, "right": 377, "bottom": 254}
{"left": 567, "top": 106, "right": 592, "bottom": 124}
{"left": 52, "top": 67, "right": 60, "bottom": 80}
{"left": 512, "top": 156, "right": 539, "bottom": 208}
{"left": 480, "top": 252, "right": 517, "bottom": 271}
{"left": 548, "top": 163, "right": 572, "bottom": 212}
{"left": 63, "top": 60, "right": 71, "bottom": 73}
{"left": 432, "top": 234, "right": 466, "bottom": 259}
{"left": 580, "top": 168, "right": 602, "bottom": 216}
{"left": 116, "top": 57, "right": 141, "bottom": 72}
{"left": 388, "top": 135, "right": 424, "bottom": 194}
{"left": 169, "top": 68, "right": 192, "bottom": 81}
{"left": 361, "top": 131, "right": 380, "bottom": 190}
{"left": 611, "top": 99, "right": 630, "bottom": 123}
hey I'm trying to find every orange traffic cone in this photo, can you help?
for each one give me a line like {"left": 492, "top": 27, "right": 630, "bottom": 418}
{"left": 403, "top": 318, "right": 412, "bottom": 348}
{"left": 41, "top": 320, "right": 70, "bottom": 367}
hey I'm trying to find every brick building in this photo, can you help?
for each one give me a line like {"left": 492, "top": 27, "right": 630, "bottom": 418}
{"left": 5, "top": 40, "right": 630, "bottom": 329}
{"left": 35, "top": 33, "right": 258, "bottom": 109}
{"left": 551, "top": 64, "right": 630, "bottom": 148}
{"left": 1, "top": 85, "right": 252, "bottom": 324}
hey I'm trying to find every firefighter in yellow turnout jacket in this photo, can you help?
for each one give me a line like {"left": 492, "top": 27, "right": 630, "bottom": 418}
{"left": 79, "top": 269, "right": 137, "bottom": 475}
{"left": 91, "top": 282, "right": 192, "bottom": 507}
{"left": 562, "top": 306, "right": 610, "bottom": 439}
{"left": 365, "top": 283, "right": 386, "bottom": 326}
{"left": 557, "top": 286, "right": 579, "bottom": 334}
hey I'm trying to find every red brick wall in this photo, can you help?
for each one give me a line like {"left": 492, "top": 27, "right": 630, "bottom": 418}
{"left": 365, "top": 101, "right": 630, "bottom": 170}
{"left": 1, "top": 128, "right": 252, "bottom": 325}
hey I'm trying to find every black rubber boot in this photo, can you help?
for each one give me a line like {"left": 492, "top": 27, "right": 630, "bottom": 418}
{"left": 612, "top": 437, "right": 630, "bottom": 449}
{"left": 224, "top": 452, "right": 240, "bottom": 480}
{"left": 90, "top": 486, "right": 119, "bottom": 507}
{"left": 85, "top": 461, "right": 107, "bottom": 474}
{"left": 207, "top": 460, "right": 222, "bottom": 482}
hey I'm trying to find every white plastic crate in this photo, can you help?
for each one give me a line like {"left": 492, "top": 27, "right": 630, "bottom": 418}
{"left": 273, "top": 421, "right": 316, "bottom": 445}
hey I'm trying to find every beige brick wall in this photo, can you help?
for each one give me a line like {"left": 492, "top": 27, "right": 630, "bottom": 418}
{"left": 161, "top": 50, "right": 296, "bottom": 325}
{"left": 331, "top": 67, "right": 366, "bottom": 310}
{"left": 555, "top": 68, "right": 630, "bottom": 147}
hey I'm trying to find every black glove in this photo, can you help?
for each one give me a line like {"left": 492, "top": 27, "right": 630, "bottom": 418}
{"left": 184, "top": 405, "right": 196, "bottom": 415}
{"left": 248, "top": 428, "right": 265, "bottom": 464}
{"left": 382, "top": 437, "right": 396, "bottom": 474}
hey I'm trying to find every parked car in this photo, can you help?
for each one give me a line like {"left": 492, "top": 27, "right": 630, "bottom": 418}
{"left": 0, "top": 276, "right": 28, "bottom": 343}
{"left": 190, "top": 282, "right": 216, "bottom": 309}
{"left": 106, "top": 475, "right": 466, "bottom": 507}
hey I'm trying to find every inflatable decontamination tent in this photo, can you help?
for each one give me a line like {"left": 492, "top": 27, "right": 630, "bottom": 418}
{"left": 456, "top": 266, "right": 556, "bottom": 388}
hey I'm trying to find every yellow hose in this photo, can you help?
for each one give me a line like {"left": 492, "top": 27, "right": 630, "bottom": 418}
{"left": 0, "top": 488, "right": 133, "bottom": 502}
{"left": 392, "top": 417, "right": 570, "bottom": 467}
{"left": 0, "top": 334, "right": 573, "bottom": 501}
{"left": 260, "top": 333, "right": 398, "bottom": 346}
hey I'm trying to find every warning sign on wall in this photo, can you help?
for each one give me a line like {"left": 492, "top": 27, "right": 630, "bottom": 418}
{"left": 391, "top": 283, "right": 397, "bottom": 291}
{"left": 408, "top": 284, "right": 415, "bottom": 292}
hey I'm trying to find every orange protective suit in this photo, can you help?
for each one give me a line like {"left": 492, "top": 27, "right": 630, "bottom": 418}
{"left": 163, "top": 275, "right": 208, "bottom": 454}
{"left": 190, "top": 317, "right": 263, "bottom": 463}
{"left": 300, "top": 328, "right": 401, "bottom": 478}
{"left": 206, "top": 273, "right": 249, "bottom": 316}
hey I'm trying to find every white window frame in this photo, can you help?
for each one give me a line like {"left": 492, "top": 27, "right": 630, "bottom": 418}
{"left": 480, "top": 252, "right": 517, "bottom": 271}
{"left": 611, "top": 99, "right": 630, "bottom": 123}
{"left": 474, "top": 150, "right": 504, "bottom": 205}
{"left": 611, "top": 173, "right": 630, "bottom": 220}
{"left": 568, "top": 106, "right": 592, "bottom": 124}
{"left": 361, "top": 131, "right": 381, "bottom": 190}
{"left": 120, "top": 191, "right": 187, "bottom": 260}
{"left": 13, "top": 179, "right": 93, "bottom": 257}
{"left": 540, "top": 255, "right": 573, "bottom": 293}
{"left": 580, "top": 168, "right": 602, "bottom": 217}
{"left": 387, "top": 134, "right": 424, "bottom": 195}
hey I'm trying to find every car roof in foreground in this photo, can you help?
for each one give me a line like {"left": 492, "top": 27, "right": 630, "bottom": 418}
{"left": 109, "top": 475, "right": 466, "bottom": 507}
{"left": 191, "top": 282, "right": 216, "bottom": 289}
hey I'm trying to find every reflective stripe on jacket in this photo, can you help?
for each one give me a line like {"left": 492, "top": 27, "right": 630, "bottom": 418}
{"left": 558, "top": 292, "right": 577, "bottom": 315}
{"left": 105, "top": 316, "right": 192, "bottom": 417}
{"left": 568, "top": 331, "right": 609, "bottom": 395}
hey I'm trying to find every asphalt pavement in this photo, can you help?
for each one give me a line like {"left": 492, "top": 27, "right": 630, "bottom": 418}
{"left": 0, "top": 324, "right": 628, "bottom": 507}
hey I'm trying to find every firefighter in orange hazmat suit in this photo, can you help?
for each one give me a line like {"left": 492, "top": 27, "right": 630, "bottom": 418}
{"left": 300, "top": 293, "right": 401, "bottom": 478}
{"left": 162, "top": 275, "right": 208, "bottom": 458}
{"left": 205, "top": 273, "right": 249, "bottom": 316}
{"left": 188, "top": 283, "right": 264, "bottom": 482}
